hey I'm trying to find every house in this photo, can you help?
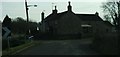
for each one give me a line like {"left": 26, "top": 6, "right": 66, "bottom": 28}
{"left": 40, "top": 1, "right": 113, "bottom": 39}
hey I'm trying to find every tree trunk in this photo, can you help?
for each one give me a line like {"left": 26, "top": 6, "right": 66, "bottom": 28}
{"left": 118, "top": 1, "right": 120, "bottom": 55}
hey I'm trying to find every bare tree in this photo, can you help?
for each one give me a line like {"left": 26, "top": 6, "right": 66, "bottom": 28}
{"left": 101, "top": 1, "right": 120, "bottom": 31}
{"left": 102, "top": 0, "right": 120, "bottom": 54}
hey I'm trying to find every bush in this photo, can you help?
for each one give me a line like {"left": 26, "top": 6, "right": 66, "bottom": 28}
{"left": 91, "top": 32, "right": 119, "bottom": 55}
{"left": 2, "top": 39, "right": 8, "bottom": 50}
{"left": 2, "top": 37, "right": 26, "bottom": 50}
{"left": 10, "top": 38, "right": 25, "bottom": 47}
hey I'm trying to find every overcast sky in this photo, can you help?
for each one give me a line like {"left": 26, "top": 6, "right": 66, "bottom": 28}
{"left": 1, "top": 0, "right": 108, "bottom": 22}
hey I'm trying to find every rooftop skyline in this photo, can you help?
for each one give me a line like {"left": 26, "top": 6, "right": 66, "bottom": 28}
{"left": 1, "top": 0, "right": 107, "bottom": 22}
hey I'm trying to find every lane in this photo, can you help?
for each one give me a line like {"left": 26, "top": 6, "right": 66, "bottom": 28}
{"left": 16, "top": 39, "right": 100, "bottom": 55}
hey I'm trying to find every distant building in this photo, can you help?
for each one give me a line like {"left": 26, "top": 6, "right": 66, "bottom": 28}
{"left": 40, "top": 1, "right": 114, "bottom": 38}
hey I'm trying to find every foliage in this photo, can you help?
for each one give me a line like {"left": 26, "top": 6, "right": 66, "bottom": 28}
{"left": 101, "top": 1, "right": 120, "bottom": 27}
{"left": 2, "top": 37, "right": 25, "bottom": 50}
{"left": 2, "top": 17, "right": 39, "bottom": 50}
{"left": 11, "top": 17, "right": 27, "bottom": 34}
{"left": 92, "top": 32, "right": 118, "bottom": 55}
{"left": 11, "top": 17, "right": 38, "bottom": 34}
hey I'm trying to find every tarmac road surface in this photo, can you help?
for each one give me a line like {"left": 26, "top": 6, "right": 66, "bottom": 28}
{"left": 15, "top": 39, "right": 100, "bottom": 55}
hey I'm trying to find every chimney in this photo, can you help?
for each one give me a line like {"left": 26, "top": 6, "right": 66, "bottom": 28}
{"left": 52, "top": 6, "right": 57, "bottom": 14}
{"left": 67, "top": 1, "right": 72, "bottom": 12}
{"left": 41, "top": 12, "right": 44, "bottom": 21}
{"left": 95, "top": 12, "right": 99, "bottom": 16}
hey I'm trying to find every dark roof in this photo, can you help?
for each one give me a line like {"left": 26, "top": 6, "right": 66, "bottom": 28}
{"left": 103, "top": 21, "right": 113, "bottom": 27}
{"left": 44, "top": 11, "right": 103, "bottom": 21}
{"left": 76, "top": 14, "right": 103, "bottom": 21}
{"left": 45, "top": 11, "right": 68, "bottom": 21}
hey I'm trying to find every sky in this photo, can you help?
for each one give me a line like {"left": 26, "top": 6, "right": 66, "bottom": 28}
{"left": 1, "top": 0, "right": 108, "bottom": 22}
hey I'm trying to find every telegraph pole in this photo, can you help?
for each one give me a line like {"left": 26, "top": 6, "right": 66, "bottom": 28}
{"left": 25, "top": 0, "right": 29, "bottom": 22}
{"left": 25, "top": 0, "right": 29, "bottom": 37}
{"left": 25, "top": 0, "right": 37, "bottom": 39}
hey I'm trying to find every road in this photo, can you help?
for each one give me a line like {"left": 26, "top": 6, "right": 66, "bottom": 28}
{"left": 15, "top": 38, "right": 100, "bottom": 55}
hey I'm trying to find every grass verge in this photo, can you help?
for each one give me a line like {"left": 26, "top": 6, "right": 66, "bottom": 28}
{"left": 2, "top": 40, "right": 35, "bottom": 55}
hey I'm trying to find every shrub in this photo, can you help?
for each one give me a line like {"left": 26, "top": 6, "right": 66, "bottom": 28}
{"left": 92, "top": 32, "right": 119, "bottom": 55}
{"left": 2, "top": 36, "right": 26, "bottom": 50}
{"left": 2, "top": 39, "right": 8, "bottom": 50}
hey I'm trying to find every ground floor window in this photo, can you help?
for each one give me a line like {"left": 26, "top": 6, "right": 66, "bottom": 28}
{"left": 82, "top": 27, "right": 92, "bottom": 33}
{"left": 81, "top": 24, "right": 92, "bottom": 33}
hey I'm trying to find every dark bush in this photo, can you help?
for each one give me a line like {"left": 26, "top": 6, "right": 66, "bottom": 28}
{"left": 2, "top": 39, "right": 8, "bottom": 50}
{"left": 91, "top": 32, "right": 119, "bottom": 55}
{"left": 2, "top": 37, "right": 26, "bottom": 50}
{"left": 10, "top": 38, "right": 25, "bottom": 47}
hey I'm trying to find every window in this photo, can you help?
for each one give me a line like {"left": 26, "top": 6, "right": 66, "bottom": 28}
{"left": 81, "top": 24, "right": 92, "bottom": 33}
{"left": 82, "top": 27, "right": 92, "bottom": 33}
